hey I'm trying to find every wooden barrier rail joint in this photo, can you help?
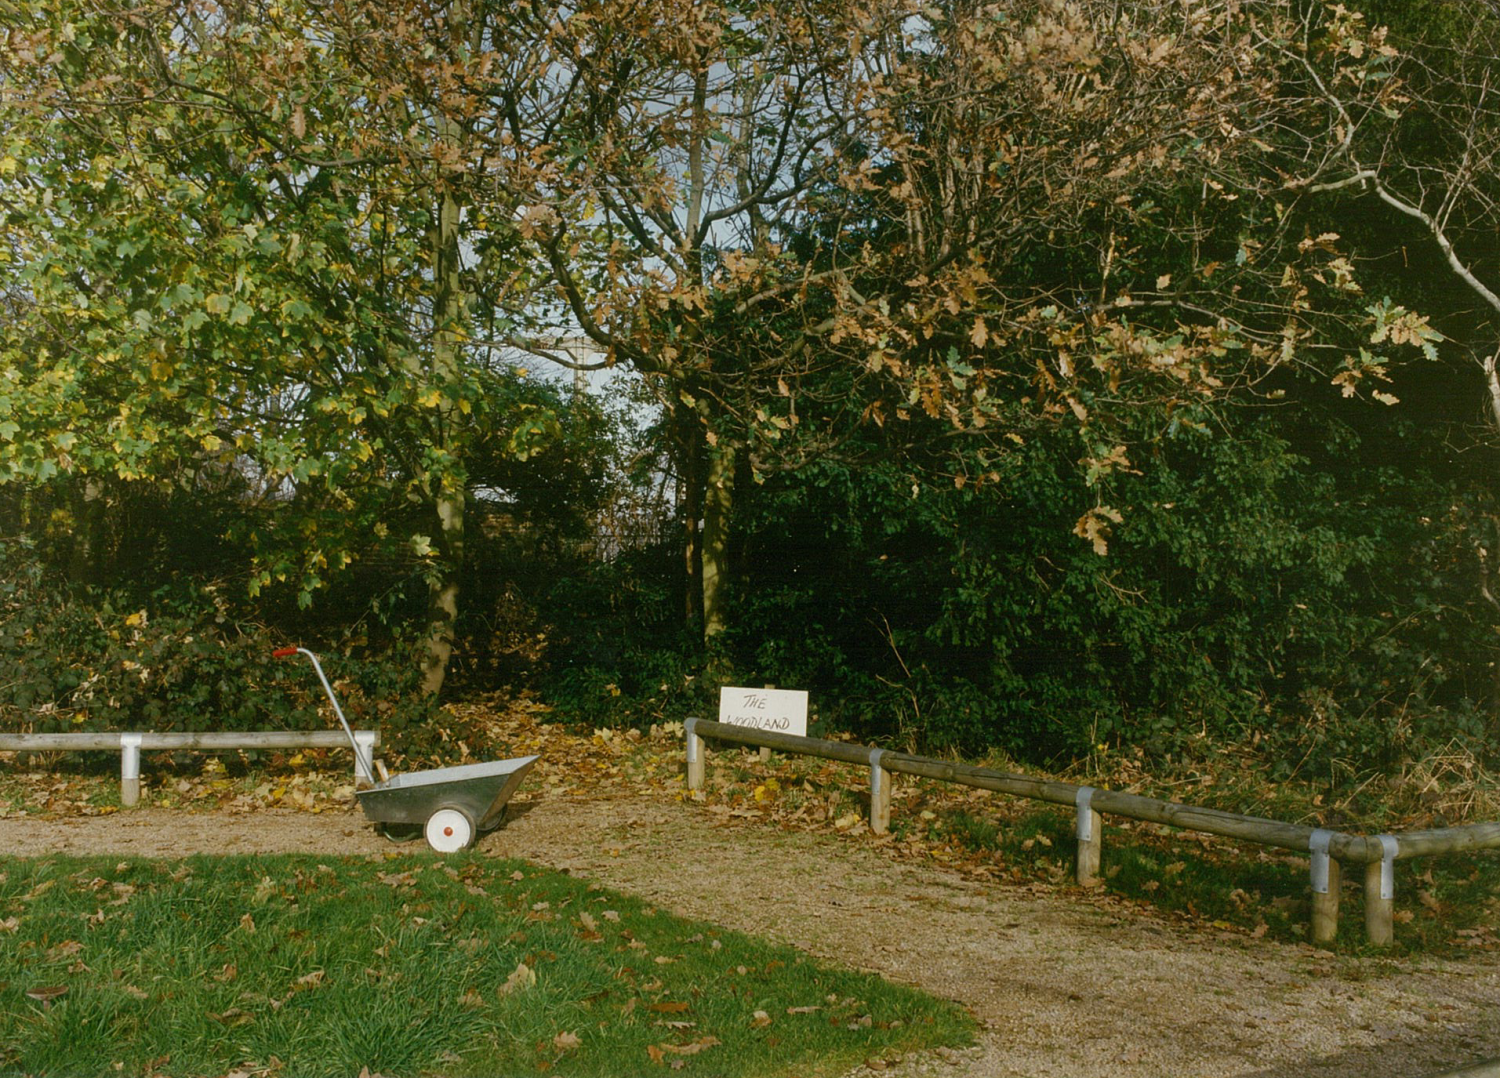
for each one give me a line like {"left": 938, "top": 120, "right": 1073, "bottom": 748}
{"left": 684, "top": 717, "right": 705, "bottom": 793}
{"left": 1309, "top": 828, "right": 1342, "bottom": 946}
{"left": 1075, "top": 787, "right": 1096, "bottom": 843}
{"left": 869, "top": 749, "right": 891, "bottom": 835}
{"left": 120, "top": 733, "right": 144, "bottom": 807}
{"left": 1309, "top": 829, "right": 1333, "bottom": 894}
{"left": 1377, "top": 835, "right": 1399, "bottom": 900}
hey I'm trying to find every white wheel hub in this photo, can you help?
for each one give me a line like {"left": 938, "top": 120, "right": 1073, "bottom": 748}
{"left": 425, "top": 808, "right": 474, "bottom": 852}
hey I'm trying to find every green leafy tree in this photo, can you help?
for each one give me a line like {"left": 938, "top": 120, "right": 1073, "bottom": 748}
{"left": 1, "top": 0, "right": 574, "bottom": 693}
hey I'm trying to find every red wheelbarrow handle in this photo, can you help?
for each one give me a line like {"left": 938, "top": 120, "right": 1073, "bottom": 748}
{"left": 271, "top": 647, "right": 300, "bottom": 658}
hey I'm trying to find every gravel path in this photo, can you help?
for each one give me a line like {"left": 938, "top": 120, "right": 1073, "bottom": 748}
{"left": 3, "top": 794, "right": 1498, "bottom": 1078}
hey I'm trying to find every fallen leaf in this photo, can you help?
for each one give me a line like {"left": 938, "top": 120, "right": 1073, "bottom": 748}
{"left": 46, "top": 940, "right": 82, "bottom": 961}
{"left": 649, "top": 1001, "right": 690, "bottom": 1014}
{"left": 498, "top": 962, "right": 536, "bottom": 997}
{"left": 658, "top": 1036, "right": 721, "bottom": 1056}
{"left": 553, "top": 1031, "right": 581, "bottom": 1051}
{"left": 751, "top": 1010, "right": 772, "bottom": 1029}
{"left": 239, "top": 913, "right": 256, "bottom": 934}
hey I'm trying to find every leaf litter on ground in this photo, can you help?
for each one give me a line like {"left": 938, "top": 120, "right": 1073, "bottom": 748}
{"left": 4, "top": 691, "right": 1498, "bottom": 952}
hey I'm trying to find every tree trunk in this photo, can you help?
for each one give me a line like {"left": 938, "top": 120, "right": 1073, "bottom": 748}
{"left": 702, "top": 441, "right": 735, "bottom": 640}
{"left": 420, "top": 487, "right": 465, "bottom": 696}
{"left": 419, "top": 178, "right": 466, "bottom": 697}
{"left": 66, "top": 477, "right": 106, "bottom": 590}
{"left": 678, "top": 406, "right": 704, "bottom": 628}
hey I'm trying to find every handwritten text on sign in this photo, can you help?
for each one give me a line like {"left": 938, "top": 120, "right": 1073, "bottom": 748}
{"left": 718, "top": 687, "right": 808, "bottom": 737}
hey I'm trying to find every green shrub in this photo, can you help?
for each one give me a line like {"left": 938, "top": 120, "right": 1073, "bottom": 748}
{"left": 0, "top": 538, "right": 436, "bottom": 746}
{"left": 706, "top": 405, "right": 1500, "bottom": 775}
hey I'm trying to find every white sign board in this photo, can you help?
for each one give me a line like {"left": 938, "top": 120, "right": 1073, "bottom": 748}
{"left": 718, "top": 687, "right": 808, "bottom": 737}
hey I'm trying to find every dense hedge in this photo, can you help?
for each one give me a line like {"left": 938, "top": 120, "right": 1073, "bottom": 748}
{"left": 536, "top": 399, "right": 1500, "bottom": 779}
{"left": 0, "top": 539, "right": 437, "bottom": 750}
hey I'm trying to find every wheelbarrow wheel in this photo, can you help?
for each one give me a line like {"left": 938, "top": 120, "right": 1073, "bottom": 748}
{"left": 378, "top": 823, "right": 422, "bottom": 843}
{"left": 424, "top": 807, "right": 475, "bottom": 852}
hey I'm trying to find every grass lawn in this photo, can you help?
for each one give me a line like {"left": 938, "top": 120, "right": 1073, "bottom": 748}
{"left": 0, "top": 852, "right": 974, "bottom": 1078}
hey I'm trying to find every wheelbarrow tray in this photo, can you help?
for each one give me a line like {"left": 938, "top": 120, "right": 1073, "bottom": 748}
{"left": 356, "top": 755, "right": 539, "bottom": 831}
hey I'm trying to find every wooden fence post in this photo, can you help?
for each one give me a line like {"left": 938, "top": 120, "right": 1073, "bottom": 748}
{"left": 1309, "top": 829, "right": 1340, "bottom": 945}
{"left": 685, "top": 718, "right": 705, "bottom": 792}
{"left": 869, "top": 750, "right": 892, "bottom": 835}
{"left": 1076, "top": 787, "right": 1102, "bottom": 886}
{"left": 1365, "top": 835, "right": 1398, "bottom": 947}
{"left": 119, "top": 733, "right": 143, "bottom": 808}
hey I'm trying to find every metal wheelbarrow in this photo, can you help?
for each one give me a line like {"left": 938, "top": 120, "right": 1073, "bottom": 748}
{"left": 273, "top": 647, "right": 538, "bottom": 852}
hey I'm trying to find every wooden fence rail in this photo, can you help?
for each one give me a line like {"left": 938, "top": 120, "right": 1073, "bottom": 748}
{"left": 683, "top": 718, "right": 1500, "bottom": 947}
{"left": 0, "top": 730, "right": 380, "bottom": 807}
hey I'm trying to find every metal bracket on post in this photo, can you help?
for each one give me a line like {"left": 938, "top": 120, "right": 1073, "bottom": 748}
{"left": 1377, "top": 834, "right": 1399, "bottom": 901}
{"left": 684, "top": 717, "right": 704, "bottom": 792}
{"left": 119, "top": 732, "right": 143, "bottom": 807}
{"left": 352, "top": 730, "right": 376, "bottom": 786}
{"left": 1075, "top": 786, "right": 1096, "bottom": 843}
{"left": 868, "top": 748, "right": 891, "bottom": 835}
{"left": 1309, "top": 829, "right": 1333, "bottom": 894}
